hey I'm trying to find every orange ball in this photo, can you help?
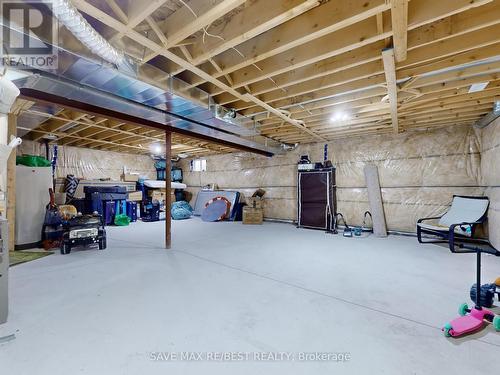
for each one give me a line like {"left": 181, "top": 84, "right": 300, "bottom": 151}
{"left": 495, "top": 277, "right": 500, "bottom": 287}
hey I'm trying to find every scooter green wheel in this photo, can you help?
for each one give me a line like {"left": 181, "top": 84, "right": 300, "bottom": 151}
{"left": 458, "top": 303, "right": 469, "bottom": 316}
{"left": 443, "top": 323, "right": 452, "bottom": 337}
{"left": 493, "top": 315, "right": 500, "bottom": 331}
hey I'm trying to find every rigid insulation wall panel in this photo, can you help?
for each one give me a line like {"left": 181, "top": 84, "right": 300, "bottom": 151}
{"left": 180, "top": 124, "right": 483, "bottom": 233}
{"left": 364, "top": 165, "right": 387, "bottom": 237}
{"left": 479, "top": 116, "right": 500, "bottom": 249}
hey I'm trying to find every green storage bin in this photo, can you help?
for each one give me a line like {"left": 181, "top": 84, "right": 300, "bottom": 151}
{"left": 16, "top": 155, "right": 51, "bottom": 167}
{"left": 114, "top": 214, "right": 131, "bottom": 226}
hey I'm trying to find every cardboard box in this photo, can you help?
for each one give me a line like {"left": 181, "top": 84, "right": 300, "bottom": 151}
{"left": 246, "top": 188, "right": 265, "bottom": 209}
{"left": 243, "top": 207, "right": 263, "bottom": 225}
{"left": 247, "top": 197, "right": 263, "bottom": 209}
{"left": 148, "top": 190, "right": 175, "bottom": 203}
{"left": 121, "top": 173, "right": 139, "bottom": 182}
{"left": 128, "top": 191, "right": 143, "bottom": 201}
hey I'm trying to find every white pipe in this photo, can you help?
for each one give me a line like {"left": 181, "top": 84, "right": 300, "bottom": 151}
{"left": 0, "top": 115, "right": 8, "bottom": 197}
{"left": 0, "top": 115, "right": 7, "bottom": 146}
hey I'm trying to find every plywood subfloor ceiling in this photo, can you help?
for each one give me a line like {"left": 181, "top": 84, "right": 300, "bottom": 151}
{"left": 13, "top": 101, "right": 236, "bottom": 156}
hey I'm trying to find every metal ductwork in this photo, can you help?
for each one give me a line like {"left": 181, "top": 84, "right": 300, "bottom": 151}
{"left": 2, "top": 16, "right": 280, "bottom": 156}
{"left": 474, "top": 101, "right": 500, "bottom": 129}
{"left": 17, "top": 73, "right": 278, "bottom": 156}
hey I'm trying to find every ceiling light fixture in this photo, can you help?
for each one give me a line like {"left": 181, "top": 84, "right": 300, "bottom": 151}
{"left": 330, "top": 112, "right": 350, "bottom": 123}
{"left": 150, "top": 144, "right": 163, "bottom": 155}
{"left": 52, "top": 0, "right": 124, "bottom": 66}
{"left": 468, "top": 82, "right": 489, "bottom": 93}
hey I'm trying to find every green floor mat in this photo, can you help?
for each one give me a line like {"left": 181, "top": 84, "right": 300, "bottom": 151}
{"left": 9, "top": 251, "right": 53, "bottom": 266}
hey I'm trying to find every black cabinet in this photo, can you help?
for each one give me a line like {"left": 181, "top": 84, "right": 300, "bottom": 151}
{"left": 297, "top": 168, "right": 336, "bottom": 231}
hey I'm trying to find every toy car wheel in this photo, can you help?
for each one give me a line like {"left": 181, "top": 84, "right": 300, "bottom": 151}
{"left": 443, "top": 323, "right": 453, "bottom": 337}
{"left": 60, "top": 242, "right": 71, "bottom": 255}
{"left": 98, "top": 238, "right": 106, "bottom": 250}
{"left": 458, "top": 303, "right": 469, "bottom": 316}
{"left": 493, "top": 315, "right": 500, "bottom": 332}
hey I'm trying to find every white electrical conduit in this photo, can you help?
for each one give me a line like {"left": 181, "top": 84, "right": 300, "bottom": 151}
{"left": 52, "top": 0, "right": 124, "bottom": 66}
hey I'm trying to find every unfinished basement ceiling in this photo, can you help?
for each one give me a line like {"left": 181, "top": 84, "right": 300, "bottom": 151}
{"left": 12, "top": 100, "right": 237, "bottom": 157}
{"left": 64, "top": 0, "right": 500, "bottom": 144}
{"left": 8, "top": 0, "right": 500, "bottom": 154}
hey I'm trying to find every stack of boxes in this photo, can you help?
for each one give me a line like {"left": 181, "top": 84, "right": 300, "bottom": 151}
{"left": 127, "top": 191, "right": 143, "bottom": 201}
{"left": 147, "top": 189, "right": 176, "bottom": 220}
{"left": 121, "top": 172, "right": 139, "bottom": 183}
{"left": 147, "top": 189, "right": 176, "bottom": 206}
{"left": 243, "top": 189, "right": 265, "bottom": 225}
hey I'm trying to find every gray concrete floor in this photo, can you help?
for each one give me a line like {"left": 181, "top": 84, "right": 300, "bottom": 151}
{"left": 1, "top": 219, "right": 499, "bottom": 374}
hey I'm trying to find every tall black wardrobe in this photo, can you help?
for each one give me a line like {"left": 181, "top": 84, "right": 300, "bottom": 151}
{"left": 297, "top": 167, "right": 337, "bottom": 232}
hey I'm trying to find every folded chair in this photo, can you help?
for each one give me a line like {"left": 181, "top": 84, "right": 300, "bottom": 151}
{"left": 417, "top": 195, "right": 489, "bottom": 248}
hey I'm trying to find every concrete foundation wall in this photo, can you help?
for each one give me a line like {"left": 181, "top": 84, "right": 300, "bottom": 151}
{"left": 180, "top": 124, "right": 483, "bottom": 233}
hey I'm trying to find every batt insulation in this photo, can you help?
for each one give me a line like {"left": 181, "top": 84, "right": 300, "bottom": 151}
{"left": 16, "top": 119, "right": 499, "bottom": 248}
{"left": 18, "top": 140, "right": 156, "bottom": 181}
{"left": 479, "top": 116, "right": 500, "bottom": 248}
{"left": 180, "top": 124, "right": 488, "bottom": 235}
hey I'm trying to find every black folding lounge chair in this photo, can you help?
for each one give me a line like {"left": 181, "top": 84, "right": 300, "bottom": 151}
{"left": 417, "top": 195, "right": 489, "bottom": 249}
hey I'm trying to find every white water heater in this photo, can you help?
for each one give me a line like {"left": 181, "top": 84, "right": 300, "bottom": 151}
{"left": 15, "top": 166, "right": 53, "bottom": 249}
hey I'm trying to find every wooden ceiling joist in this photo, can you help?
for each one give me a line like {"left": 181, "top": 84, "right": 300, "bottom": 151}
{"left": 182, "top": 0, "right": 390, "bottom": 85}
{"left": 142, "top": 0, "right": 247, "bottom": 62}
{"left": 183, "top": 0, "right": 320, "bottom": 68}
{"left": 19, "top": 0, "right": 500, "bottom": 148}
{"left": 19, "top": 107, "right": 235, "bottom": 157}
{"left": 110, "top": 0, "right": 169, "bottom": 43}
{"left": 198, "top": 0, "right": 491, "bottom": 97}
{"left": 243, "top": 51, "right": 500, "bottom": 125}
{"left": 73, "top": 0, "right": 321, "bottom": 136}
{"left": 226, "top": 7, "right": 500, "bottom": 113}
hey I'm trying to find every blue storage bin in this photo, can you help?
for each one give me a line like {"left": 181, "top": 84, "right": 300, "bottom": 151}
{"left": 126, "top": 201, "right": 137, "bottom": 222}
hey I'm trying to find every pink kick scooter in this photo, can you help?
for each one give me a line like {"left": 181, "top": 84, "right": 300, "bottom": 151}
{"left": 443, "top": 243, "right": 500, "bottom": 337}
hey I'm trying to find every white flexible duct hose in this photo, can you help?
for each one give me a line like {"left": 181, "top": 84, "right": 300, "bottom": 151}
{"left": 52, "top": 0, "right": 124, "bottom": 66}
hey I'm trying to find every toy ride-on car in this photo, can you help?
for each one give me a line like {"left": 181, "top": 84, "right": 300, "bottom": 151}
{"left": 60, "top": 214, "right": 107, "bottom": 255}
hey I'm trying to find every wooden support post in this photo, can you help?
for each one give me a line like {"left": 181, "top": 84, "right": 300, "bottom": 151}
{"left": 165, "top": 131, "right": 172, "bottom": 249}
{"left": 6, "top": 114, "right": 16, "bottom": 251}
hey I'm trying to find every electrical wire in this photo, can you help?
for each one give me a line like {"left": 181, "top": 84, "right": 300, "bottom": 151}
{"left": 175, "top": 0, "right": 311, "bottom": 137}
{"left": 176, "top": 0, "right": 290, "bottom": 99}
